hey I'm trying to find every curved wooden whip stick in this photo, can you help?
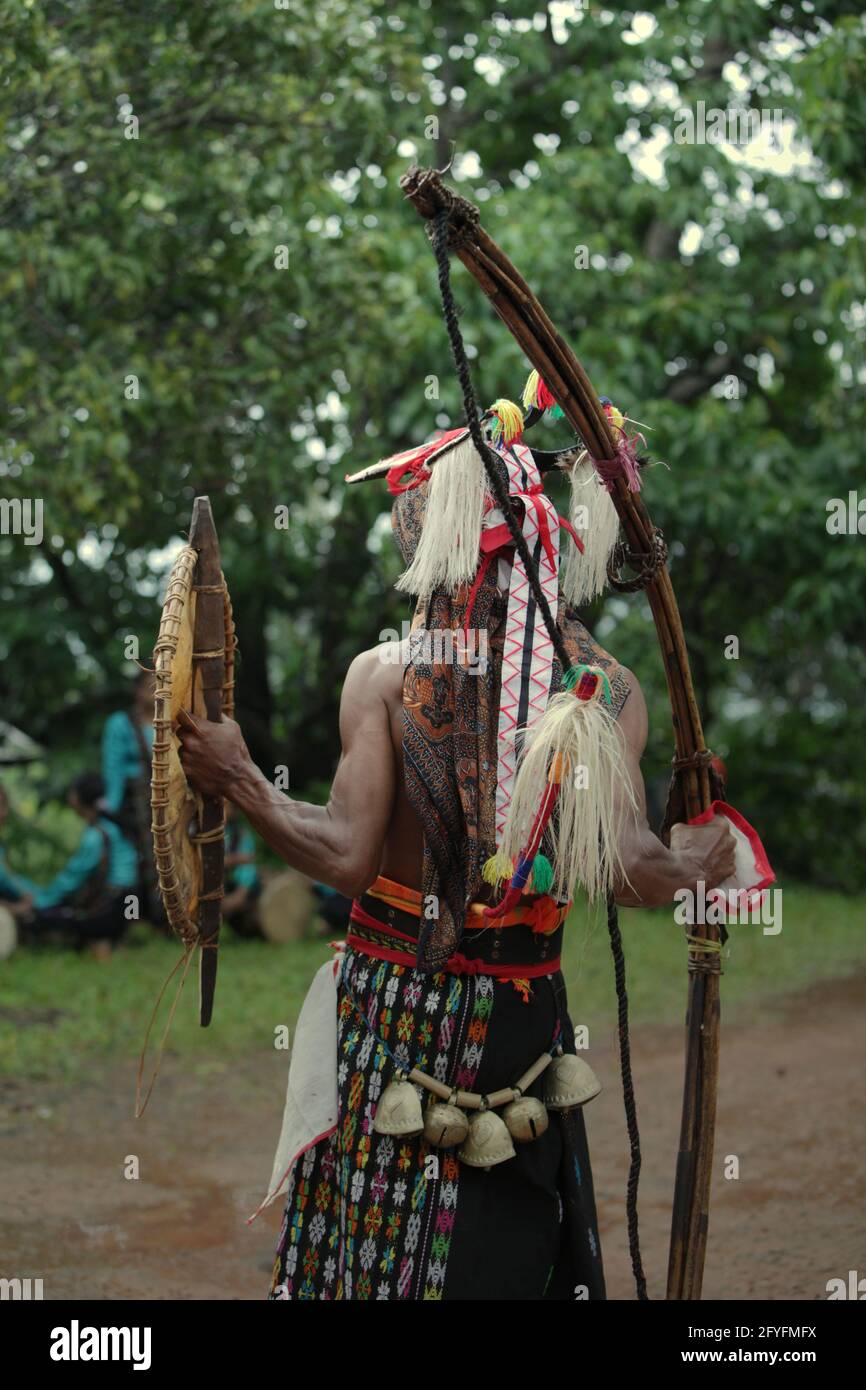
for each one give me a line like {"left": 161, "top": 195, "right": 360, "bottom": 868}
{"left": 189, "top": 498, "right": 229, "bottom": 1026}
{"left": 400, "top": 164, "right": 722, "bottom": 1300}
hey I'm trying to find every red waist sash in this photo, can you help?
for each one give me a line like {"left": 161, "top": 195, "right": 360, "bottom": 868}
{"left": 347, "top": 875, "right": 565, "bottom": 979}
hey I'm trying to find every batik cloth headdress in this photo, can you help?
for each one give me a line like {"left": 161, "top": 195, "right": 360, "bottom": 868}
{"left": 346, "top": 219, "right": 635, "bottom": 972}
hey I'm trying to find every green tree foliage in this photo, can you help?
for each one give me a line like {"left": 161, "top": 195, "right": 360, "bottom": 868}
{"left": 1, "top": 0, "right": 864, "bottom": 885}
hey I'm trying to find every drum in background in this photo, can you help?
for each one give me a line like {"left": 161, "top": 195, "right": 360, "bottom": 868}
{"left": 0, "top": 904, "right": 17, "bottom": 961}
{"left": 257, "top": 870, "right": 316, "bottom": 943}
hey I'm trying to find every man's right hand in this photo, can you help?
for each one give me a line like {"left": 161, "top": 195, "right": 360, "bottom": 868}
{"left": 670, "top": 818, "right": 737, "bottom": 891}
{"left": 176, "top": 709, "right": 255, "bottom": 800}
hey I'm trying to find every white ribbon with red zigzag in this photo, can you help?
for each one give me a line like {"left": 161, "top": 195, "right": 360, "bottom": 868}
{"left": 490, "top": 441, "right": 561, "bottom": 845}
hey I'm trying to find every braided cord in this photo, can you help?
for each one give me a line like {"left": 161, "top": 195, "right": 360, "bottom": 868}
{"left": 607, "top": 890, "right": 649, "bottom": 1298}
{"left": 431, "top": 210, "right": 572, "bottom": 676}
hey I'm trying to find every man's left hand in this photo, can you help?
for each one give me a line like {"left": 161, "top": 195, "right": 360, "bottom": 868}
{"left": 176, "top": 708, "right": 254, "bottom": 800}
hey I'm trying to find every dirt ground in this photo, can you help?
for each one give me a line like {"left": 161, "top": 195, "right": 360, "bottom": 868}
{"left": 2, "top": 971, "right": 864, "bottom": 1301}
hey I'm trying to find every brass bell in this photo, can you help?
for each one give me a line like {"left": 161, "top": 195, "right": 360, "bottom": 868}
{"left": 373, "top": 1077, "right": 424, "bottom": 1137}
{"left": 423, "top": 1100, "right": 470, "bottom": 1149}
{"left": 543, "top": 1052, "right": 601, "bottom": 1111}
{"left": 457, "top": 1109, "right": 516, "bottom": 1169}
{"left": 503, "top": 1095, "right": 549, "bottom": 1143}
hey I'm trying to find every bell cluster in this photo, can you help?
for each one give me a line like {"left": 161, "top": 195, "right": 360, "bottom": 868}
{"left": 372, "top": 1049, "right": 601, "bottom": 1171}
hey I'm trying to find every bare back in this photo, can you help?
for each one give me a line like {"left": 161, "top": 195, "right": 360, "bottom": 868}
{"left": 376, "top": 640, "right": 425, "bottom": 890}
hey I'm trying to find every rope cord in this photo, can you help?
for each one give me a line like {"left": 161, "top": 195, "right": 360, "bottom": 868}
{"left": 608, "top": 528, "right": 668, "bottom": 594}
{"left": 685, "top": 934, "right": 724, "bottom": 954}
{"left": 607, "top": 890, "right": 649, "bottom": 1299}
{"left": 430, "top": 205, "right": 647, "bottom": 1300}
{"left": 431, "top": 210, "right": 572, "bottom": 675}
{"left": 672, "top": 748, "right": 714, "bottom": 771}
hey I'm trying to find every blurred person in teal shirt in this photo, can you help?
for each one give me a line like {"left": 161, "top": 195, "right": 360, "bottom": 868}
{"left": 0, "top": 782, "right": 38, "bottom": 919}
{"left": 22, "top": 772, "right": 138, "bottom": 953}
{"left": 101, "top": 669, "right": 162, "bottom": 921}
{"left": 223, "top": 801, "right": 261, "bottom": 936}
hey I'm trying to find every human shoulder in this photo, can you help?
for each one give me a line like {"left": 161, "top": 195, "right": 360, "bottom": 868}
{"left": 341, "top": 642, "right": 406, "bottom": 717}
{"left": 348, "top": 641, "right": 406, "bottom": 686}
{"left": 612, "top": 666, "right": 648, "bottom": 753}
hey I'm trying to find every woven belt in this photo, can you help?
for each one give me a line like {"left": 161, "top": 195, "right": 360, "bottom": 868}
{"left": 348, "top": 875, "right": 566, "bottom": 979}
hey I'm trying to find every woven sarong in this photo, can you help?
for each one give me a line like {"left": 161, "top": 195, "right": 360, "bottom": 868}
{"left": 268, "top": 883, "right": 606, "bottom": 1301}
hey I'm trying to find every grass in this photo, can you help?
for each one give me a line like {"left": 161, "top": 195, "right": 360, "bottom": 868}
{"left": 561, "top": 881, "right": 866, "bottom": 1032}
{"left": 1, "top": 882, "right": 864, "bottom": 1084}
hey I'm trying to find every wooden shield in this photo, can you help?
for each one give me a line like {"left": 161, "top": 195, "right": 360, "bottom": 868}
{"left": 151, "top": 497, "right": 236, "bottom": 1025}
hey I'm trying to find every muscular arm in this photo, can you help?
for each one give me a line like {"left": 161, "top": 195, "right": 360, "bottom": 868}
{"left": 613, "top": 671, "right": 734, "bottom": 907}
{"left": 178, "top": 647, "right": 397, "bottom": 899}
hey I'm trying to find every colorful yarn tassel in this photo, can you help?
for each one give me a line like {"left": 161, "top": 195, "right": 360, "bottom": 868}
{"left": 599, "top": 396, "right": 625, "bottom": 434}
{"left": 486, "top": 671, "right": 635, "bottom": 913}
{"left": 487, "top": 398, "right": 524, "bottom": 447}
{"left": 482, "top": 850, "right": 514, "bottom": 886}
{"left": 563, "top": 663, "right": 613, "bottom": 705}
{"left": 522, "top": 369, "right": 563, "bottom": 417}
{"left": 530, "top": 852, "right": 554, "bottom": 895}
{"left": 592, "top": 398, "right": 647, "bottom": 494}
{"left": 485, "top": 755, "right": 568, "bottom": 920}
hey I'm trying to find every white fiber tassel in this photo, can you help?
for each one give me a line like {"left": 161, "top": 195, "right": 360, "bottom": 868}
{"left": 499, "top": 691, "right": 636, "bottom": 902}
{"left": 395, "top": 433, "right": 489, "bottom": 597}
{"left": 561, "top": 452, "right": 621, "bottom": 607}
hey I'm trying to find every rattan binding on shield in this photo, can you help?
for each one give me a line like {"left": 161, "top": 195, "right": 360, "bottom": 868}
{"left": 150, "top": 547, "right": 236, "bottom": 946}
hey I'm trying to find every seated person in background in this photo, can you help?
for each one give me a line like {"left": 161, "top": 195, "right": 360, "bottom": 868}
{"left": 0, "top": 782, "right": 37, "bottom": 920}
{"left": 23, "top": 772, "right": 138, "bottom": 953}
{"left": 222, "top": 801, "right": 261, "bottom": 937}
{"left": 101, "top": 670, "right": 155, "bottom": 822}
{"left": 101, "top": 669, "right": 162, "bottom": 921}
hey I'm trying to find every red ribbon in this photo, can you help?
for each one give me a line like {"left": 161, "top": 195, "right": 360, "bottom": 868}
{"left": 385, "top": 427, "right": 467, "bottom": 495}
{"left": 345, "top": 933, "right": 560, "bottom": 980}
